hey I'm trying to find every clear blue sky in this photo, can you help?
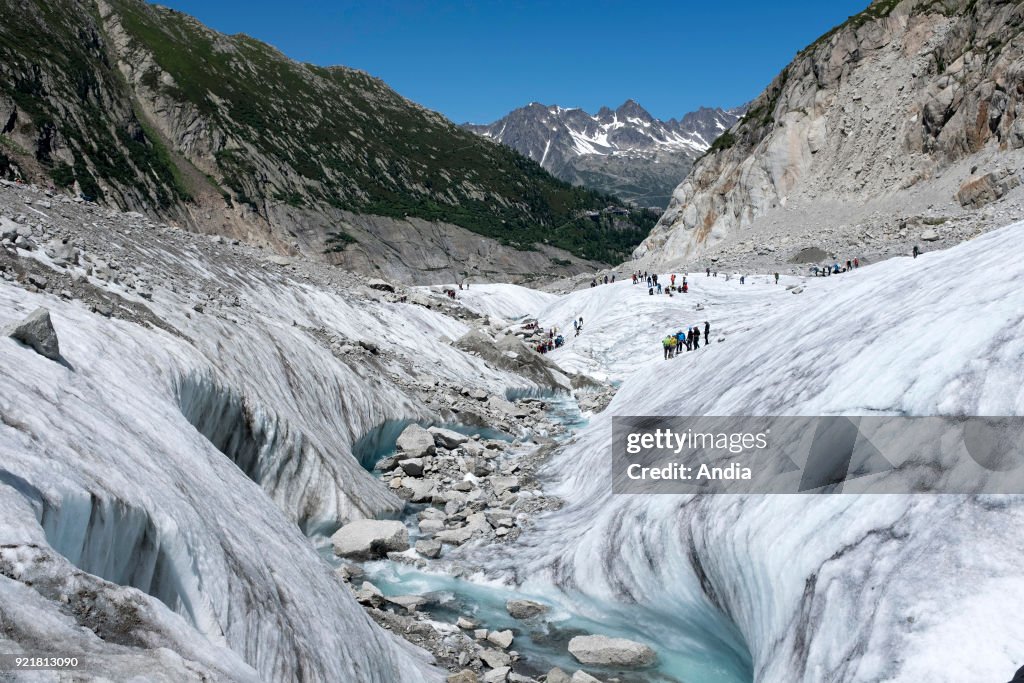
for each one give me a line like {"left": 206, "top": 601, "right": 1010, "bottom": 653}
{"left": 155, "top": 0, "right": 870, "bottom": 124}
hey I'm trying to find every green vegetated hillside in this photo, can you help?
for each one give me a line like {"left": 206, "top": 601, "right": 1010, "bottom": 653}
{"left": 0, "top": 0, "right": 656, "bottom": 265}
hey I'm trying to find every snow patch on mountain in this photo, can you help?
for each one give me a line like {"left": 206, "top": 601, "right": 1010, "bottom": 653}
{"left": 466, "top": 101, "right": 743, "bottom": 208}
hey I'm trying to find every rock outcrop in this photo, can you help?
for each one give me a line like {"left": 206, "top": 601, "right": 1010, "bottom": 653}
{"left": 635, "top": 0, "right": 1024, "bottom": 268}
{"left": 4, "top": 307, "right": 60, "bottom": 360}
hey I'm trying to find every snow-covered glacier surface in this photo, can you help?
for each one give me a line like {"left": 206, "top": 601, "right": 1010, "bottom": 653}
{"left": 461, "top": 222, "right": 1024, "bottom": 681}
{"left": 3, "top": 193, "right": 1023, "bottom": 683}
{"left": 0, "top": 225, "right": 552, "bottom": 681}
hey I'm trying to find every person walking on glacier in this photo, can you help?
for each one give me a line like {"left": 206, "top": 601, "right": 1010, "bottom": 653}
{"left": 663, "top": 335, "right": 676, "bottom": 359}
{"left": 693, "top": 326, "right": 701, "bottom": 349}
{"left": 704, "top": 321, "right": 710, "bottom": 342}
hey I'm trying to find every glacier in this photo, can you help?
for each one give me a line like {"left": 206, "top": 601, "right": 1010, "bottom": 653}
{"left": 455, "top": 220, "right": 1024, "bottom": 681}
{"left": 2, "top": 180, "right": 1023, "bottom": 682}
{"left": 0, "top": 212, "right": 551, "bottom": 681}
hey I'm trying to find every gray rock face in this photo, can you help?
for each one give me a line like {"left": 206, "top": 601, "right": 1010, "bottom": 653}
{"left": 478, "top": 649, "right": 511, "bottom": 669}
{"left": 330, "top": 519, "right": 409, "bottom": 560}
{"left": 402, "top": 478, "right": 438, "bottom": 503}
{"left": 384, "top": 595, "right": 427, "bottom": 613}
{"left": 435, "top": 526, "right": 475, "bottom": 546}
{"left": 505, "top": 599, "right": 548, "bottom": 619}
{"left": 455, "top": 329, "right": 570, "bottom": 392}
{"left": 429, "top": 426, "right": 470, "bottom": 449}
{"left": 481, "top": 667, "right": 510, "bottom": 683}
{"left": 466, "top": 101, "right": 741, "bottom": 208}
{"left": 636, "top": 0, "right": 1024, "bottom": 269}
{"left": 545, "top": 669, "right": 572, "bottom": 683}
{"left": 4, "top": 307, "right": 61, "bottom": 360}
{"left": 414, "top": 538, "right": 442, "bottom": 559}
{"left": 957, "top": 170, "right": 1021, "bottom": 208}
{"left": 396, "top": 424, "right": 436, "bottom": 458}
{"left": 398, "top": 458, "right": 425, "bottom": 477}
{"left": 567, "top": 634, "right": 657, "bottom": 667}
{"left": 486, "top": 629, "right": 514, "bottom": 649}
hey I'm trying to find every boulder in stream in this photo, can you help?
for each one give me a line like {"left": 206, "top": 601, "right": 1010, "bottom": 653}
{"left": 331, "top": 519, "right": 409, "bottom": 560}
{"left": 396, "top": 424, "right": 436, "bottom": 457}
{"left": 568, "top": 634, "right": 656, "bottom": 667}
{"left": 506, "top": 599, "right": 548, "bottom": 619}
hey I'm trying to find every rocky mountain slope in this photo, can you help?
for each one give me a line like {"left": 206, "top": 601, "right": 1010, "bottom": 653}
{"left": 0, "top": 0, "right": 656, "bottom": 283}
{"left": 635, "top": 0, "right": 1024, "bottom": 270}
{"left": 466, "top": 101, "right": 741, "bottom": 208}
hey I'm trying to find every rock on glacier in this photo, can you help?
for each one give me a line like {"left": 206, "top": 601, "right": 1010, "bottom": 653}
{"left": 331, "top": 519, "right": 410, "bottom": 559}
{"left": 4, "top": 307, "right": 61, "bottom": 360}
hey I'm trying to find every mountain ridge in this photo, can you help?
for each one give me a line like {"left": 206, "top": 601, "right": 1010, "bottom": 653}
{"left": 0, "top": 0, "right": 656, "bottom": 283}
{"left": 465, "top": 100, "right": 742, "bottom": 208}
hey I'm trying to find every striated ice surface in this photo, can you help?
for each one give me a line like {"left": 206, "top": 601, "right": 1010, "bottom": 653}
{"left": 459, "top": 221, "right": 1024, "bottom": 681}
{"left": 0, "top": 232, "right": 546, "bottom": 681}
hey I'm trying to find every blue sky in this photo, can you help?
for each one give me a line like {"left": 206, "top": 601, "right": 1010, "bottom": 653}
{"left": 156, "top": 0, "right": 871, "bottom": 123}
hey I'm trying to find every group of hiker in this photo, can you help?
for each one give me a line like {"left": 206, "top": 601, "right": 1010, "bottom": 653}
{"left": 810, "top": 258, "right": 861, "bottom": 277}
{"left": 663, "top": 322, "right": 711, "bottom": 359}
{"left": 591, "top": 274, "right": 616, "bottom": 287}
{"left": 534, "top": 326, "right": 565, "bottom": 354}
{"left": 533, "top": 316, "right": 582, "bottom": 354}
{"left": 633, "top": 271, "right": 693, "bottom": 296}
{"left": 535, "top": 334, "right": 564, "bottom": 354}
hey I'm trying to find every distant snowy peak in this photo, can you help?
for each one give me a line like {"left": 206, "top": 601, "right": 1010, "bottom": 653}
{"left": 469, "top": 100, "right": 739, "bottom": 160}
{"left": 465, "top": 101, "right": 742, "bottom": 208}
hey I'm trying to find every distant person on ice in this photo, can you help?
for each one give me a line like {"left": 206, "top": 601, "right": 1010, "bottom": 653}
{"left": 704, "top": 321, "right": 710, "bottom": 342}
{"left": 913, "top": 245, "right": 920, "bottom": 258}
{"left": 774, "top": 272, "right": 780, "bottom": 284}
{"left": 693, "top": 326, "right": 701, "bottom": 349}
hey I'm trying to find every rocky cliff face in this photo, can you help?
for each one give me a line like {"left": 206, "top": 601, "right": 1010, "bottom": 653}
{"left": 466, "top": 101, "right": 741, "bottom": 208}
{"left": 635, "top": 0, "right": 1024, "bottom": 269}
{"left": 0, "top": 0, "right": 655, "bottom": 283}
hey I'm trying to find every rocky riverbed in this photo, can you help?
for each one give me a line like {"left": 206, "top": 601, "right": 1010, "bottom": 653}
{"left": 325, "top": 397, "right": 665, "bottom": 683}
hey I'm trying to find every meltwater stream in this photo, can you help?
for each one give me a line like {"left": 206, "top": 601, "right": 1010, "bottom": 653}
{"left": 328, "top": 393, "right": 753, "bottom": 683}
